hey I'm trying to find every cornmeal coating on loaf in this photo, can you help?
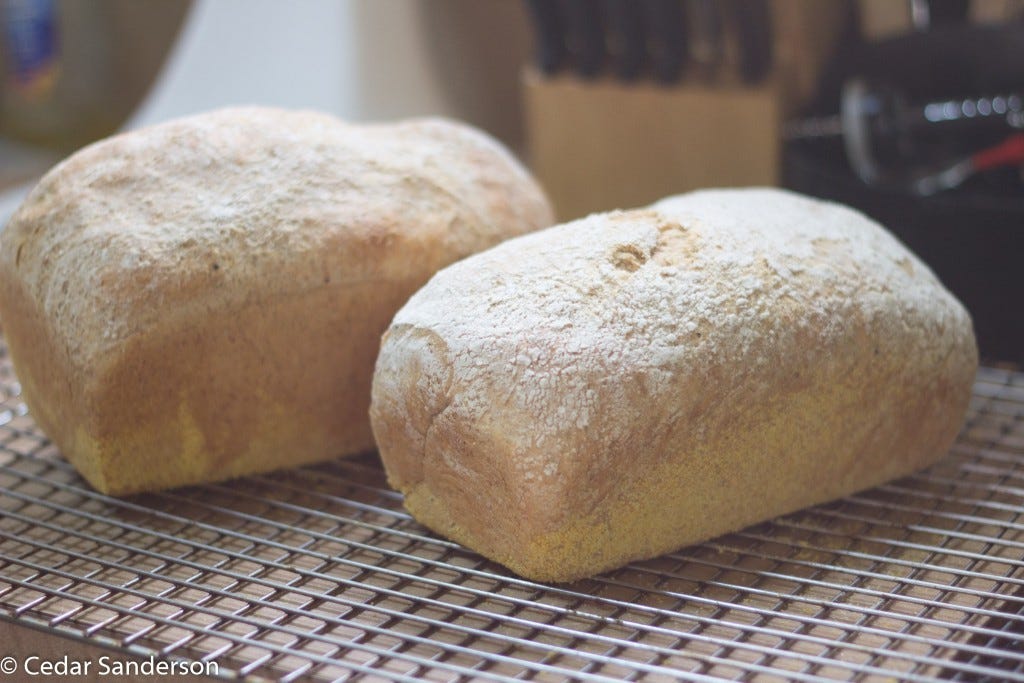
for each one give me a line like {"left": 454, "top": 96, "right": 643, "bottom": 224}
{"left": 0, "top": 107, "right": 553, "bottom": 495}
{"left": 370, "top": 187, "right": 978, "bottom": 582}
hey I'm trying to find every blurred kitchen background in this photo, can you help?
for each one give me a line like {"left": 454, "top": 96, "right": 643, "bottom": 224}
{"left": 0, "top": 0, "right": 1021, "bottom": 361}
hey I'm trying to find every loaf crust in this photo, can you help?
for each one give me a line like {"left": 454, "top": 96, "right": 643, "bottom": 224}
{"left": 370, "top": 188, "right": 978, "bottom": 582}
{"left": 0, "top": 107, "right": 552, "bottom": 495}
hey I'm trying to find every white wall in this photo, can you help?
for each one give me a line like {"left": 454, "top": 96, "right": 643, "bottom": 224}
{"left": 128, "top": 0, "right": 461, "bottom": 129}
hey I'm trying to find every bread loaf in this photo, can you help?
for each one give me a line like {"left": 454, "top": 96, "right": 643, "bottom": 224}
{"left": 0, "top": 107, "right": 553, "bottom": 495}
{"left": 370, "top": 188, "right": 977, "bottom": 582}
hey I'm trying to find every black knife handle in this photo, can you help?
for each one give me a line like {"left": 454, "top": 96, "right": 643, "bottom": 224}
{"left": 687, "top": 0, "right": 724, "bottom": 80}
{"left": 563, "top": 0, "right": 605, "bottom": 78}
{"left": 604, "top": 0, "right": 647, "bottom": 81}
{"left": 732, "top": 0, "right": 772, "bottom": 85}
{"left": 525, "top": 0, "right": 568, "bottom": 74}
{"left": 644, "top": 0, "right": 687, "bottom": 84}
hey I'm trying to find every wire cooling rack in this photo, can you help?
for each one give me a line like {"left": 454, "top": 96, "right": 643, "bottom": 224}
{"left": 0, "top": 340, "right": 1023, "bottom": 683}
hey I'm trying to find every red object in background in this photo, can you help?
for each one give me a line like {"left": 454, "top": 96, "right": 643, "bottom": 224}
{"left": 914, "top": 133, "right": 1024, "bottom": 196}
{"left": 972, "top": 132, "right": 1024, "bottom": 171}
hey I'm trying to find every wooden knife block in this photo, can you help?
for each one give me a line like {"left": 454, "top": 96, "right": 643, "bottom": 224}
{"left": 524, "top": 69, "right": 782, "bottom": 221}
{"left": 522, "top": 0, "right": 849, "bottom": 221}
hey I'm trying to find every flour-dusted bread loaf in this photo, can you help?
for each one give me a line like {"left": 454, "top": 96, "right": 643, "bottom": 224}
{"left": 0, "top": 107, "right": 553, "bottom": 495}
{"left": 370, "top": 187, "right": 978, "bottom": 582}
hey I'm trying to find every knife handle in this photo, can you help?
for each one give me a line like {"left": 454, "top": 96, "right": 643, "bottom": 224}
{"left": 563, "top": 0, "right": 606, "bottom": 78}
{"left": 525, "top": 0, "right": 568, "bottom": 74}
{"left": 687, "top": 0, "right": 724, "bottom": 81}
{"left": 604, "top": 0, "right": 647, "bottom": 81}
{"left": 732, "top": 0, "right": 772, "bottom": 85}
{"left": 644, "top": 0, "right": 688, "bottom": 84}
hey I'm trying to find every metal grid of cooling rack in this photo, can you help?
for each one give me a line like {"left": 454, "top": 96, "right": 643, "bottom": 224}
{"left": 0, "top": 339, "right": 1023, "bottom": 683}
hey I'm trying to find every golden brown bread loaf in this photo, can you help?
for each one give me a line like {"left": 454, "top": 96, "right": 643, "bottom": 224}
{"left": 0, "top": 106, "right": 553, "bottom": 495}
{"left": 370, "top": 188, "right": 978, "bottom": 582}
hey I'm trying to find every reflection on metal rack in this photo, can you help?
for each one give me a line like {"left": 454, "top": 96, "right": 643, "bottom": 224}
{"left": 0, "top": 340, "right": 1023, "bottom": 681}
